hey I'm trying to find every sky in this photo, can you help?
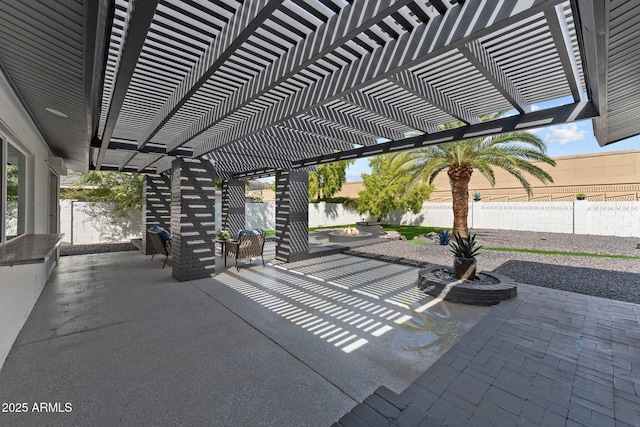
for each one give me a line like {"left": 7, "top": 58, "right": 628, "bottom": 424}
{"left": 345, "top": 97, "right": 640, "bottom": 182}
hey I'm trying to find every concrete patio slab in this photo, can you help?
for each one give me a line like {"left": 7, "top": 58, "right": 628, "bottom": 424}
{"left": 195, "top": 255, "right": 489, "bottom": 401}
{"left": 0, "top": 252, "right": 352, "bottom": 426}
{"left": 0, "top": 250, "right": 489, "bottom": 426}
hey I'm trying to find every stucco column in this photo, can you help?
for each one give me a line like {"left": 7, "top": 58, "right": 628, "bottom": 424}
{"left": 221, "top": 179, "right": 245, "bottom": 238}
{"left": 275, "top": 170, "right": 309, "bottom": 262}
{"left": 142, "top": 173, "right": 171, "bottom": 255}
{"left": 170, "top": 158, "right": 216, "bottom": 282}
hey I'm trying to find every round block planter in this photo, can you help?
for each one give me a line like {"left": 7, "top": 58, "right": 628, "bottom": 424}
{"left": 356, "top": 221, "right": 383, "bottom": 235}
{"left": 454, "top": 256, "right": 477, "bottom": 281}
{"left": 328, "top": 231, "right": 373, "bottom": 243}
{"left": 418, "top": 267, "right": 517, "bottom": 305}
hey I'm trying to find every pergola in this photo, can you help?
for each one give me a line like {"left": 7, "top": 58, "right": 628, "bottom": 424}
{"left": 1, "top": 0, "right": 638, "bottom": 279}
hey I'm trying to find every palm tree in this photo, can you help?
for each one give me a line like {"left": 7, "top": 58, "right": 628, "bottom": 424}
{"left": 393, "top": 117, "right": 556, "bottom": 237}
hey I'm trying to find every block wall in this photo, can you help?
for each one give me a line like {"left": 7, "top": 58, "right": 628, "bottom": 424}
{"left": 246, "top": 202, "right": 275, "bottom": 230}
{"left": 399, "top": 201, "right": 640, "bottom": 237}
{"left": 575, "top": 201, "right": 640, "bottom": 237}
{"left": 472, "top": 202, "right": 574, "bottom": 233}
{"left": 221, "top": 179, "right": 246, "bottom": 237}
{"left": 171, "top": 158, "right": 216, "bottom": 282}
{"left": 60, "top": 201, "right": 141, "bottom": 245}
{"left": 275, "top": 171, "right": 309, "bottom": 262}
{"left": 308, "top": 203, "right": 367, "bottom": 227}
{"left": 142, "top": 174, "right": 171, "bottom": 254}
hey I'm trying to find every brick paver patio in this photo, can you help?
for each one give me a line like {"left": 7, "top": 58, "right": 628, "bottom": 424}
{"left": 336, "top": 282, "right": 640, "bottom": 426}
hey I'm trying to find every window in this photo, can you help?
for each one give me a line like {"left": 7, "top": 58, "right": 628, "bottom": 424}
{"left": 2, "top": 138, "right": 26, "bottom": 241}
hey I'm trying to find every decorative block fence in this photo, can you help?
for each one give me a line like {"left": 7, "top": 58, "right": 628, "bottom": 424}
{"left": 60, "top": 200, "right": 142, "bottom": 244}
{"left": 402, "top": 201, "right": 640, "bottom": 237}
{"left": 60, "top": 200, "right": 640, "bottom": 245}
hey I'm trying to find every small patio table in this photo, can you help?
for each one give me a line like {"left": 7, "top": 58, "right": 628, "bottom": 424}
{"left": 216, "top": 240, "right": 227, "bottom": 266}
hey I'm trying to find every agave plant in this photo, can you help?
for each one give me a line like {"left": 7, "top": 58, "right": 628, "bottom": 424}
{"left": 437, "top": 230, "right": 451, "bottom": 245}
{"left": 449, "top": 233, "right": 482, "bottom": 259}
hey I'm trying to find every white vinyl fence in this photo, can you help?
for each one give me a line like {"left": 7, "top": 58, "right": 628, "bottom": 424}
{"left": 60, "top": 200, "right": 640, "bottom": 245}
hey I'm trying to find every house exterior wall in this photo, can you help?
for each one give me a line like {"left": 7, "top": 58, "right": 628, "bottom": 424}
{"left": 431, "top": 150, "right": 640, "bottom": 202}
{"left": 0, "top": 263, "right": 49, "bottom": 370}
{"left": 0, "top": 73, "right": 53, "bottom": 235}
{"left": 0, "top": 69, "right": 59, "bottom": 371}
{"left": 335, "top": 150, "right": 640, "bottom": 202}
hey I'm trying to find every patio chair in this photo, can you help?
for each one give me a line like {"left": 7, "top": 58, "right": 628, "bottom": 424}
{"left": 148, "top": 230, "right": 171, "bottom": 268}
{"left": 225, "top": 230, "right": 266, "bottom": 272}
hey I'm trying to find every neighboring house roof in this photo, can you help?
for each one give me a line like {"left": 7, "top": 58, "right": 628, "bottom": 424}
{"left": 246, "top": 189, "right": 276, "bottom": 203}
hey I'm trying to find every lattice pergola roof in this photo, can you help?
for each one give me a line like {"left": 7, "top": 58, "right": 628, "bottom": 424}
{"left": 0, "top": 1, "right": 636, "bottom": 178}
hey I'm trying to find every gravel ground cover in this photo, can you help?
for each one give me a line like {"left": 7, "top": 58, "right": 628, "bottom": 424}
{"left": 59, "top": 242, "right": 137, "bottom": 256}
{"left": 351, "top": 228, "right": 640, "bottom": 304}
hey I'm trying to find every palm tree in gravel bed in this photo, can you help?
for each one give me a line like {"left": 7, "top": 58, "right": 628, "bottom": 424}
{"left": 392, "top": 114, "right": 556, "bottom": 237}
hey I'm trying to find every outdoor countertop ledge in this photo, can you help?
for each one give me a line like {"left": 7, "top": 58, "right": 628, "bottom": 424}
{"left": 0, "top": 234, "right": 62, "bottom": 267}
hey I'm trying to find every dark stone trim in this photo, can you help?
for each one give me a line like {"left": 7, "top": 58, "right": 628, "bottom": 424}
{"left": 418, "top": 267, "right": 517, "bottom": 305}
{"left": 334, "top": 386, "right": 442, "bottom": 427}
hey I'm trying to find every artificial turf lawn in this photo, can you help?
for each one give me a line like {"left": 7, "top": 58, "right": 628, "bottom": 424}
{"left": 482, "top": 247, "right": 640, "bottom": 259}
{"left": 271, "top": 225, "right": 639, "bottom": 259}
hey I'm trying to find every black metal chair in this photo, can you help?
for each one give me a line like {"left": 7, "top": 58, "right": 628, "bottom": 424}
{"left": 148, "top": 230, "right": 170, "bottom": 268}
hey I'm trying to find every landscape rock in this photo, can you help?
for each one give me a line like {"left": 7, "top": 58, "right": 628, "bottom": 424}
{"left": 353, "top": 228, "right": 640, "bottom": 304}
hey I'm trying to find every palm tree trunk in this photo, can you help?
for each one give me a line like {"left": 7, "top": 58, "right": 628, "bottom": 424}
{"left": 448, "top": 166, "right": 473, "bottom": 238}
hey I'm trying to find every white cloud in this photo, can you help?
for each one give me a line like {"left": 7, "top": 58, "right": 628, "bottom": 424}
{"left": 545, "top": 123, "right": 587, "bottom": 145}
